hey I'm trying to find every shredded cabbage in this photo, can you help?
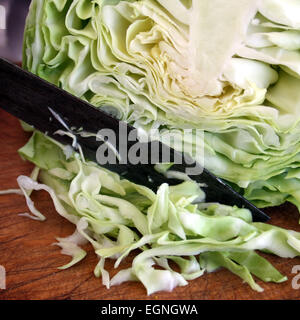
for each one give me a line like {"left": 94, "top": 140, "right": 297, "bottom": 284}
{"left": 15, "top": 132, "right": 300, "bottom": 294}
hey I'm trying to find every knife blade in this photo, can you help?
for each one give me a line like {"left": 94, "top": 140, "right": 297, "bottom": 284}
{"left": 0, "top": 57, "right": 270, "bottom": 222}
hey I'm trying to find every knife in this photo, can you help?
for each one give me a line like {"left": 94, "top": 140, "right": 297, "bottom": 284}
{"left": 0, "top": 58, "right": 270, "bottom": 222}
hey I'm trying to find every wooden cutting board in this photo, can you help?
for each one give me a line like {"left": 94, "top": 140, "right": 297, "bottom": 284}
{"left": 1, "top": 109, "right": 300, "bottom": 300}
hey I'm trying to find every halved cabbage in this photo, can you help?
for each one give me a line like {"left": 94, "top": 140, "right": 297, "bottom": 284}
{"left": 22, "top": 0, "right": 300, "bottom": 211}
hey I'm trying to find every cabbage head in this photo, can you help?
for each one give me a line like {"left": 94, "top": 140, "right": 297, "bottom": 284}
{"left": 23, "top": 0, "right": 300, "bottom": 210}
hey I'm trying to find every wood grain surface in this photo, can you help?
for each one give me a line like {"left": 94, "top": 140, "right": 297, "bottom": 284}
{"left": 0, "top": 109, "right": 300, "bottom": 300}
